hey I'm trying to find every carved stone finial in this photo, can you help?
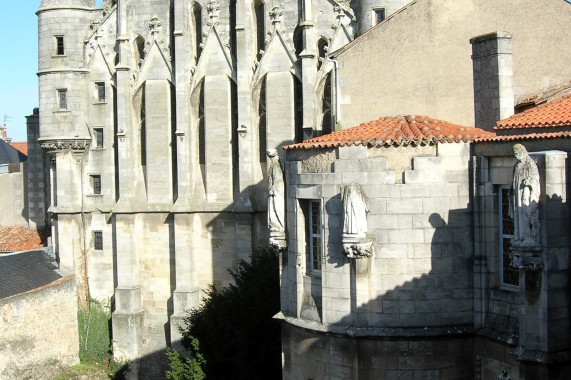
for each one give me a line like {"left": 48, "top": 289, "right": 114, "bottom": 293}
{"left": 149, "top": 16, "right": 162, "bottom": 38}
{"left": 342, "top": 183, "right": 373, "bottom": 259}
{"left": 269, "top": 6, "right": 284, "bottom": 27}
{"left": 207, "top": 1, "right": 221, "bottom": 24}
{"left": 267, "top": 149, "right": 286, "bottom": 248}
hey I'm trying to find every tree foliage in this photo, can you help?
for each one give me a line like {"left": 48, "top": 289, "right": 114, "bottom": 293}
{"left": 180, "top": 246, "right": 282, "bottom": 379}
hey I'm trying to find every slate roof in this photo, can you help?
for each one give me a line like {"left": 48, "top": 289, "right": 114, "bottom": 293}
{"left": 495, "top": 94, "right": 571, "bottom": 130}
{"left": 0, "top": 226, "right": 49, "bottom": 252}
{"left": 0, "top": 250, "right": 62, "bottom": 300}
{"left": 284, "top": 115, "right": 495, "bottom": 150}
{"left": 0, "top": 139, "right": 27, "bottom": 165}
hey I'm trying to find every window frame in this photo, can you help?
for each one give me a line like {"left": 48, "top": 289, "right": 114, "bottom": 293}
{"left": 499, "top": 186, "right": 519, "bottom": 288}
{"left": 308, "top": 200, "right": 322, "bottom": 273}
{"left": 93, "top": 230, "right": 103, "bottom": 251}
{"left": 93, "top": 127, "right": 104, "bottom": 149}
{"left": 372, "top": 8, "right": 386, "bottom": 25}
{"left": 55, "top": 35, "right": 65, "bottom": 56}
{"left": 95, "top": 82, "right": 106, "bottom": 103}
{"left": 57, "top": 89, "right": 68, "bottom": 110}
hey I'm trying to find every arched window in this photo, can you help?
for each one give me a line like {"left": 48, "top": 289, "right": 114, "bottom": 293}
{"left": 197, "top": 81, "right": 205, "bottom": 165}
{"left": 254, "top": 1, "right": 265, "bottom": 61}
{"left": 133, "top": 36, "right": 145, "bottom": 68}
{"left": 258, "top": 77, "right": 267, "bottom": 162}
{"left": 192, "top": 3, "right": 203, "bottom": 62}
{"left": 317, "top": 38, "right": 328, "bottom": 70}
{"left": 321, "top": 72, "right": 332, "bottom": 136}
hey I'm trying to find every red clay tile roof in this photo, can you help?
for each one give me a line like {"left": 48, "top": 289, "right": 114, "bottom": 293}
{"left": 475, "top": 131, "right": 571, "bottom": 143}
{"left": 516, "top": 81, "right": 571, "bottom": 109}
{"left": 284, "top": 115, "right": 495, "bottom": 150}
{"left": 11, "top": 142, "right": 28, "bottom": 156}
{"left": 0, "top": 226, "right": 49, "bottom": 252}
{"left": 495, "top": 94, "right": 571, "bottom": 130}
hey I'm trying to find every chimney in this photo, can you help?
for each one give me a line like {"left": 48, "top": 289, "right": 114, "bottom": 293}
{"left": 470, "top": 31, "right": 514, "bottom": 131}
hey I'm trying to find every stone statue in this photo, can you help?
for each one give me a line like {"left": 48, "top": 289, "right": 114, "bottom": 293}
{"left": 509, "top": 144, "right": 540, "bottom": 249}
{"left": 342, "top": 183, "right": 368, "bottom": 236}
{"left": 342, "top": 183, "right": 373, "bottom": 258}
{"left": 267, "top": 149, "right": 286, "bottom": 248}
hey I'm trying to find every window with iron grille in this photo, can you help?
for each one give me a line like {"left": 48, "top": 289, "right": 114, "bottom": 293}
{"left": 93, "top": 231, "right": 103, "bottom": 250}
{"left": 91, "top": 175, "right": 101, "bottom": 195}
{"left": 499, "top": 187, "right": 519, "bottom": 287}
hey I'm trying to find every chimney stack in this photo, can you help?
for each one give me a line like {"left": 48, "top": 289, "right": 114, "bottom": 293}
{"left": 470, "top": 31, "right": 514, "bottom": 131}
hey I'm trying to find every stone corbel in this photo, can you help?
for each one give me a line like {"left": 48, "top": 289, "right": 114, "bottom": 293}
{"left": 39, "top": 137, "right": 91, "bottom": 155}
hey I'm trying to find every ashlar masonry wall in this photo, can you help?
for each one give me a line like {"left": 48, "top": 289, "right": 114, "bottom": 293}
{"left": 282, "top": 141, "right": 475, "bottom": 378}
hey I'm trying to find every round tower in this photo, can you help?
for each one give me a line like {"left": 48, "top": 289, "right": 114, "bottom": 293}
{"left": 37, "top": 0, "right": 97, "bottom": 141}
{"left": 352, "top": 0, "right": 411, "bottom": 35}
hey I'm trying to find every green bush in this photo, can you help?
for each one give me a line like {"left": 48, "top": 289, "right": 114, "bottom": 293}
{"left": 165, "top": 338, "right": 206, "bottom": 380}
{"left": 77, "top": 297, "right": 128, "bottom": 378}
{"left": 77, "top": 298, "right": 112, "bottom": 363}
{"left": 179, "top": 246, "right": 282, "bottom": 380}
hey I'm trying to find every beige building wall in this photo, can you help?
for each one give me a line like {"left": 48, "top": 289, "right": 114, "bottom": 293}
{"left": 334, "top": 0, "right": 571, "bottom": 129}
{"left": 0, "top": 276, "right": 79, "bottom": 379}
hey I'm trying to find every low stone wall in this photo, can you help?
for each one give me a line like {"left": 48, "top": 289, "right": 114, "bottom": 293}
{"left": 0, "top": 276, "right": 79, "bottom": 379}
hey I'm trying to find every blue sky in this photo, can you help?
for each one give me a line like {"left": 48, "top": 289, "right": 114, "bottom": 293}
{"left": 0, "top": 2, "right": 40, "bottom": 142}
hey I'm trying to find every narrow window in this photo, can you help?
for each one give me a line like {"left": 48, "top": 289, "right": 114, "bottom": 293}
{"left": 55, "top": 36, "right": 65, "bottom": 55}
{"left": 317, "top": 38, "right": 328, "bottom": 70}
{"left": 91, "top": 174, "right": 102, "bottom": 195}
{"left": 258, "top": 77, "right": 267, "bottom": 162}
{"left": 193, "top": 3, "right": 203, "bottom": 61}
{"left": 57, "top": 89, "right": 67, "bottom": 110}
{"left": 96, "top": 82, "right": 106, "bottom": 102}
{"left": 94, "top": 128, "right": 104, "bottom": 149}
{"left": 373, "top": 8, "right": 386, "bottom": 25}
{"left": 255, "top": 1, "right": 265, "bottom": 61}
{"left": 303, "top": 200, "right": 322, "bottom": 272}
{"left": 93, "top": 231, "right": 103, "bottom": 250}
{"left": 499, "top": 187, "right": 518, "bottom": 287}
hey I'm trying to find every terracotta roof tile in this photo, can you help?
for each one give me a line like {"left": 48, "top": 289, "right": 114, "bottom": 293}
{"left": 11, "top": 142, "right": 28, "bottom": 156}
{"left": 476, "top": 131, "right": 571, "bottom": 143}
{"left": 284, "top": 115, "right": 495, "bottom": 150}
{"left": 0, "top": 226, "right": 49, "bottom": 252}
{"left": 495, "top": 94, "right": 571, "bottom": 130}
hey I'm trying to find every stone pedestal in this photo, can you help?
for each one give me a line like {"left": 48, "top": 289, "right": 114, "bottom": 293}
{"left": 112, "top": 286, "right": 144, "bottom": 364}
{"left": 170, "top": 289, "right": 201, "bottom": 353}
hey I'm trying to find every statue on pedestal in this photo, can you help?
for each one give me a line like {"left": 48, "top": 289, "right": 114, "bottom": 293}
{"left": 508, "top": 144, "right": 542, "bottom": 270}
{"left": 509, "top": 144, "right": 540, "bottom": 249}
{"left": 342, "top": 183, "right": 373, "bottom": 259}
{"left": 267, "top": 149, "right": 286, "bottom": 248}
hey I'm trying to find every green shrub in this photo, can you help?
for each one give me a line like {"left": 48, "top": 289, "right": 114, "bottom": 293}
{"left": 77, "top": 297, "right": 129, "bottom": 378}
{"left": 165, "top": 338, "right": 205, "bottom": 380}
{"left": 77, "top": 298, "right": 112, "bottom": 363}
{"left": 179, "top": 246, "right": 281, "bottom": 380}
